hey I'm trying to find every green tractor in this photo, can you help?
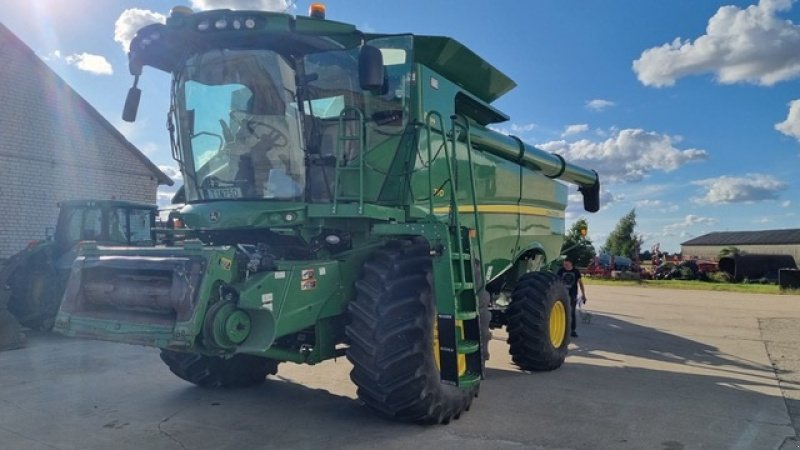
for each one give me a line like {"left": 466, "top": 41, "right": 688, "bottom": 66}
{"left": 55, "top": 5, "right": 600, "bottom": 423}
{"left": 1, "top": 200, "right": 156, "bottom": 334}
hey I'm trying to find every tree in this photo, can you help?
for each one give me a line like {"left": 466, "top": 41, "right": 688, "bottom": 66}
{"left": 718, "top": 246, "right": 742, "bottom": 259}
{"left": 602, "top": 209, "right": 642, "bottom": 259}
{"left": 561, "top": 218, "right": 596, "bottom": 267}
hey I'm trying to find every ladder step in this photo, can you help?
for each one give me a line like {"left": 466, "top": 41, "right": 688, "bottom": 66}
{"left": 457, "top": 339, "right": 479, "bottom": 355}
{"left": 451, "top": 253, "right": 471, "bottom": 260}
{"left": 453, "top": 282, "right": 474, "bottom": 291}
{"left": 458, "top": 372, "right": 481, "bottom": 388}
{"left": 339, "top": 136, "right": 361, "bottom": 141}
{"left": 455, "top": 310, "right": 477, "bottom": 321}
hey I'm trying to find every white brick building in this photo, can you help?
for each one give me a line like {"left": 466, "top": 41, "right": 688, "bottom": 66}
{"left": 0, "top": 24, "right": 172, "bottom": 259}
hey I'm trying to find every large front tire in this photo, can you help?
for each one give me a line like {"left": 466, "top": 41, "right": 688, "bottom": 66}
{"left": 160, "top": 350, "right": 279, "bottom": 388}
{"left": 346, "top": 239, "right": 488, "bottom": 424}
{"left": 506, "top": 272, "right": 570, "bottom": 371}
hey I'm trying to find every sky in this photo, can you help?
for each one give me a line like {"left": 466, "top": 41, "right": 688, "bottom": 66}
{"left": 1, "top": 0, "right": 799, "bottom": 253}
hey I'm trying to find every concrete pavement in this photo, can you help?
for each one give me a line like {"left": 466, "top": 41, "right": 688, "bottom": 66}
{"left": 1, "top": 285, "right": 799, "bottom": 449}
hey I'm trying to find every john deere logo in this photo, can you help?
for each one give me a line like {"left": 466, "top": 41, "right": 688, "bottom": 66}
{"left": 209, "top": 210, "right": 220, "bottom": 222}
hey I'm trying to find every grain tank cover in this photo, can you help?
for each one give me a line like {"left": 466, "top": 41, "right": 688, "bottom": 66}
{"left": 411, "top": 36, "right": 517, "bottom": 104}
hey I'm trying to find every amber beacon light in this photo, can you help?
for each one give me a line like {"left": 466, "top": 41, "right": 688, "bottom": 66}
{"left": 309, "top": 2, "right": 326, "bottom": 19}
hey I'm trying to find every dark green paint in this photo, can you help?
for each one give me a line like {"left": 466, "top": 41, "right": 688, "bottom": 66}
{"left": 56, "top": 7, "right": 599, "bottom": 388}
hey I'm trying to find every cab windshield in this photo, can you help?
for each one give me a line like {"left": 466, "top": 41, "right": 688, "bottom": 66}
{"left": 174, "top": 37, "right": 413, "bottom": 203}
{"left": 177, "top": 49, "right": 306, "bottom": 202}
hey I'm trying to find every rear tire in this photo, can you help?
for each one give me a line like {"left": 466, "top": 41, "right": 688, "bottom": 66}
{"left": 346, "top": 238, "right": 488, "bottom": 424}
{"left": 506, "top": 272, "right": 570, "bottom": 371}
{"left": 160, "top": 350, "right": 278, "bottom": 388}
{"left": 8, "top": 263, "right": 61, "bottom": 331}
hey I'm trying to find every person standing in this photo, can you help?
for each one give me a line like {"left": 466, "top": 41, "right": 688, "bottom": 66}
{"left": 557, "top": 257, "right": 586, "bottom": 338}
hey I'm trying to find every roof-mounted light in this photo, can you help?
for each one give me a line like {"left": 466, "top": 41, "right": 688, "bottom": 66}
{"left": 215, "top": 18, "right": 227, "bottom": 29}
{"left": 197, "top": 20, "right": 210, "bottom": 31}
{"left": 170, "top": 6, "right": 193, "bottom": 17}
{"left": 245, "top": 18, "right": 256, "bottom": 29}
{"left": 309, "top": 3, "right": 326, "bottom": 19}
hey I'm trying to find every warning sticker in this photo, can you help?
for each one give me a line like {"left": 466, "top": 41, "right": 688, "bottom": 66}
{"left": 219, "top": 257, "right": 232, "bottom": 271}
{"left": 301, "top": 269, "right": 317, "bottom": 290}
{"left": 275, "top": 271, "right": 286, "bottom": 279}
{"left": 261, "top": 293, "right": 273, "bottom": 310}
{"left": 319, "top": 267, "right": 327, "bottom": 276}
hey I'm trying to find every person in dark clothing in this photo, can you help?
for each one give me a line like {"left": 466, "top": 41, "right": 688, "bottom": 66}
{"left": 557, "top": 257, "right": 587, "bottom": 338}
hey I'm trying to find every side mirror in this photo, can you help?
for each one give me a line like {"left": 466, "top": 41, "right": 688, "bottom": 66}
{"left": 122, "top": 86, "right": 142, "bottom": 122}
{"left": 579, "top": 173, "right": 601, "bottom": 213}
{"left": 359, "top": 45, "right": 385, "bottom": 92}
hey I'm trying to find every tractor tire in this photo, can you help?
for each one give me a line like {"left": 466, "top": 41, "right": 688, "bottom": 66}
{"left": 346, "top": 238, "right": 489, "bottom": 424}
{"left": 160, "top": 350, "right": 279, "bottom": 388}
{"left": 506, "top": 271, "right": 570, "bottom": 371}
{"left": 0, "top": 304, "right": 26, "bottom": 351}
{"left": 7, "top": 261, "right": 61, "bottom": 331}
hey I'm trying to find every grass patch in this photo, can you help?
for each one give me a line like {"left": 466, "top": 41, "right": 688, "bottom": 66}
{"left": 582, "top": 278, "right": 788, "bottom": 295}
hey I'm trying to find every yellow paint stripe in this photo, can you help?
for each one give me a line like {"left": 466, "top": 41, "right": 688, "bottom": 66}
{"left": 432, "top": 204, "right": 565, "bottom": 219}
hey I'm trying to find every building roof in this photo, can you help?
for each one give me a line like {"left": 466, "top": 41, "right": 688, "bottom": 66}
{"left": 681, "top": 229, "right": 800, "bottom": 247}
{"left": 0, "top": 23, "right": 173, "bottom": 186}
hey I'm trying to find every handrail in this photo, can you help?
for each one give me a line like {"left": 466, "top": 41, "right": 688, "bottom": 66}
{"left": 444, "top": 115, "right": 467, "bottom": 290}
{"left": 332, "top": 107, "right": 366, "bottom": 214}
{"left": 451, "top": 115, "right": 485, "bottom": 277}
{"left": 424, "top": 111, "right": 450, "bottom": 217}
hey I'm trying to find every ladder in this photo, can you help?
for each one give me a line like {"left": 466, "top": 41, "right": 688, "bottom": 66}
{"left": 331, "top": 107, "right": 366, "bottom": 214}
{"left": 425, "top": 111, "right": 485, "bottom": 387}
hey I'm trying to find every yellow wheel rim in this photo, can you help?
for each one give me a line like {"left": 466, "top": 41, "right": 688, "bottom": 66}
{"left": 433, "top": 317, "right": 467, "bottom": 376}
{"left": 549, "top": 301, "right": 566, "bottom": 348}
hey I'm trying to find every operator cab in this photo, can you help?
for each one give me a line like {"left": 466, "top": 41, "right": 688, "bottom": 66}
{"left": 123, "top": 8, "right": 412, "bottom": 206}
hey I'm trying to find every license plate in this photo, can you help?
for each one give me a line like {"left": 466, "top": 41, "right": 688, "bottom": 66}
{"left": 205, "top": 187, "right": 242, "bottom": 199}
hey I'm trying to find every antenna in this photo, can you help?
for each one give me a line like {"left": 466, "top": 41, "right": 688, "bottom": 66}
{"left": 282, "top": 0, "right": 297, "bottom": 13}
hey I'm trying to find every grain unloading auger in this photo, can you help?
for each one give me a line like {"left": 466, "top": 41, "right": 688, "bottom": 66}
{"left": 55, "top": 4, "right": 599, "bottom": 424}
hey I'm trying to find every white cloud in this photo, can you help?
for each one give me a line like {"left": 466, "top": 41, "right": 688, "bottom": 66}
{"left": 510, "top": 123, "right": 536, "bottom": 133}
{"left": 489, "top": 122, "right": 537, "bottom": 137}
{"left": 538, "top": 128, "right": 707, "bottom": 183}
{"left": 633, "top": 0, "right": 800, "bottom": 87}
{"left": 692, "top": 173, "right": 788, "bottom": 204}
{"left": 585, "top": 99, "right": 615, "bottom": 111}
{"left": 114, "top": 9, "right": 167, "bottom": 53}
{"left": 157, "top": 191, "right": 176, "bottom": 202}
{"left": 156, "top": 165, "right": 183, "bottom": 207}
{"left": 663, "top": 214, "right": 718, "bottom": 235}
{"left": 562, "top": 124, "right": 589, "bottom": 137}
{"left": 782, "top": 200, "right": 792, "bottom": 207}
{"left": 566, "top": 188, "right": 617, "bottom": 219}
{"left": 756, "top": 217, "right": 773, "bottom": 224}
{"left": 42, "top": 50, "right": 61, "bottom": 61}
{"left": 661, "top": 203, "right": 680, "bottom": 214}
{"left": 64, "top": 53, "right": 113, "bottom": 75}
{"left": 158, "top": 165, "right": 183, "bottom": 184}
{"left": 635, "top": 199, "right": 663, "bottom": 208}
{"left": 775, "top": 99, "right": 800, "bottom": 141}
{"left": 635, "top": 200, "right": 680, "bottom": 214}
{"left": 190, "top": 0, "right": 294, "bottom": 11}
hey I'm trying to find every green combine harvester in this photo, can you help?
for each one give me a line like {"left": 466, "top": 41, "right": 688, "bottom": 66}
{"left": 55, "top": 4, "right": 600, "bottom": 424}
